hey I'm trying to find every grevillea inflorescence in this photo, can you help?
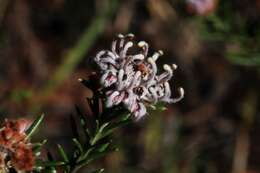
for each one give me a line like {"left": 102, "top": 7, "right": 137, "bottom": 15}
{"left": 94, "top": 34, "right": 184, "bottom": 119}
{"left": 0, "top": 119, "right": 34, "bottom": 172}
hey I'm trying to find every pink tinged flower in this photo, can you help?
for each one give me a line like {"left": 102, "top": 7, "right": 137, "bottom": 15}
{"left": 106, "top": 91, "right": 125, "bottom": 107}
{"left": 101, "top": 70, "right": 117, "bottom": 87}
{"left": 133, "top": 102, "right": 146, "bottom": 120}
{"left": 186, "top": 0, "right": 217, "bottom": 16}
{"left": 94, "top": 34, "right": 184, "bottom": 120}
{"left": 95, "top": 50, "right": 118, "bottom": 70}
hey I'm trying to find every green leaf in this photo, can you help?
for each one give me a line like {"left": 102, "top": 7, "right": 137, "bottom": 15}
{"left": 89, "top": 116, "right": 131, "bottom": 146}
{"left": 72, "top": 138, "right": 84, "bottom": 154}
{"left": 78, "top": 147, "right": 115, "bottom": 166}
{"left": 57, "top": 144, "right": 70, "bottom": 172}
{"left": 154, "top": 102, "right": 167, "bottom": 111}
{"left": 36, "top": 160, "right": 66, "bottom": 167}
{"left": 81, "top": 147, "right": 95, "bottom": 161}
{"left": 97, "top": 143, "right": 110, "bottom": 153}
{"left": 100, "top": 116, "right": 131, "bottom": 138}
{"left": 39, "top": 151, "right": 64, "bottom": 172}
{"left": 57, "top": 144, "right": 69, "bottom": 162}
{"left": 75, "top": 106, "right": 92, "bottom": 139}
{"left": 98, "top": 123, "right": 110, "bottom": 133}
{"left": 26, "top": 113, "right": 45, "bottom": 139}
{"left": 32, "top": 139, "right": 47, "bottom": 155}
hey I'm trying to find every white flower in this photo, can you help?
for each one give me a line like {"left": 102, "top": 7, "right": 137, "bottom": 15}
{"left": 94, "top": 34, "right": 184, "bottom": 120}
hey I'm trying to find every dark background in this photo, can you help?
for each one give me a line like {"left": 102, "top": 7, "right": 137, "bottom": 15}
{"left": 0, "top": 0, "right": 260, "bottom": 173}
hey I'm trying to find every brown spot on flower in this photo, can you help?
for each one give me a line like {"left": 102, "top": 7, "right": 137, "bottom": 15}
{"left": 133, "top": 87, "right": 144, "bottom": 96}
{"left": 137, "top": 63, "right": 149, "bottom": 77}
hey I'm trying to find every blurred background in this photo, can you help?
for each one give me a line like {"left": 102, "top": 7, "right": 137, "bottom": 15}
{"left": 0, "top": 0, "right": 260, "bottom": 172}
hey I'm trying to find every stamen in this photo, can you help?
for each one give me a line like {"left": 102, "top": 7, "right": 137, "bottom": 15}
{"left": 118, "top": 34, "right": 124, "bottom": 38}
{"left": 111, "top": 40, "right": 117, "bottom": 54}
{"left": 138, "top": 41, "right": 149, "bottom": 57}
{"left": 157, "top": 64, "right": 173, "bottom": 84}
{"left": 95, "top": 50, "right": 106, "bottom": 61}
{"left": 152, "top": 51, "right": 163, "bottom": 61}
{"left": 172, "top": 64, "right": 178, "bottom": 70}
{"left": 129, "top": 71, "right": 141, "bottom": 89}
{"left": 172, "top": 87, "right": 185, "bottom": 103}
{"left": 126, "top": 33, "right": 134, "bottom": 38}
{"left": 117, "top": 69, "right": 125, "bottom": 90}
{"left": 120, "top": 41, "right": 133, "bottom": 58}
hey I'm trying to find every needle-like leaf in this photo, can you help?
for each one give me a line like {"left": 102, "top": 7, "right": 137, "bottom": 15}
{"left": 25, "top": 113, "right": 45, "bottom": 139}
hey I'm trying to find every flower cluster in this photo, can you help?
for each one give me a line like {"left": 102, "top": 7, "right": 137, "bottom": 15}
{"left": 94, "top": 34, "right": 184, "bottom": 119}
{"left": 0, "top": 119, "right": 34, "bottom": 172}
{"left": 186, "top": 0, "right": 217, "bottom": 16}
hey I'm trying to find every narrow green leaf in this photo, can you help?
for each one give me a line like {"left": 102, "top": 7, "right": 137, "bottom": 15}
{"left": 26, "top": 114, "right": 45, "bottom": 139}
{"left": 90, "top": 133, "right": 102, "bottom": 146}
{"left": 227, "top": 52, "right": 260, "bottom": 67}
{"left": 36, "top": 160, "right": 66, "bottom": 167}
{"left": 97, "top": 143, "right": 110, "bottom": 152}
{"left": 57, "top": 144, "right": 70, "bottom": 172}
{"left": 57, "top": 144, "right": 69, "bottom": 162}
{"left": 98, "top": 123, "right": 109, "bottom": 133}
{"left": 32, "top": 139, "right": 47, "bottom": 154}
{"left": 101, "top": 118, "right": 131, "bottom": 138}
{"left": 80, "top": 147, "right": 117, "bottom": 165}
{"left": 72, "top": 138, "right": 84, "bottom": 154}
{"left": 75, "top": 105, "right": 92, "bottom": 140}
{"left": 154, "top": 102, "right": 167, "bottom": 111}
{"left": 81, "top": 147, "right": 95, "bottom": 161}
{"left": 90, "top": 122, "right": 110, "bottom": 146}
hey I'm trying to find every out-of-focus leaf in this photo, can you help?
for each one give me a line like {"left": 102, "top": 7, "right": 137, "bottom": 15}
{"left": 227, "top": 51, "right": 260, "bottom": 67}
{"left": 25, "top": 114, "right": 45, "bottom": 139}
{"left": 70, "top": 114, "right": 80, "bottom": 140}
{"left": 88, "top": 168, "right": 105, "bottom": 173}
{"left": 10, "top": 89, "right": 33, "bottom": 102}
